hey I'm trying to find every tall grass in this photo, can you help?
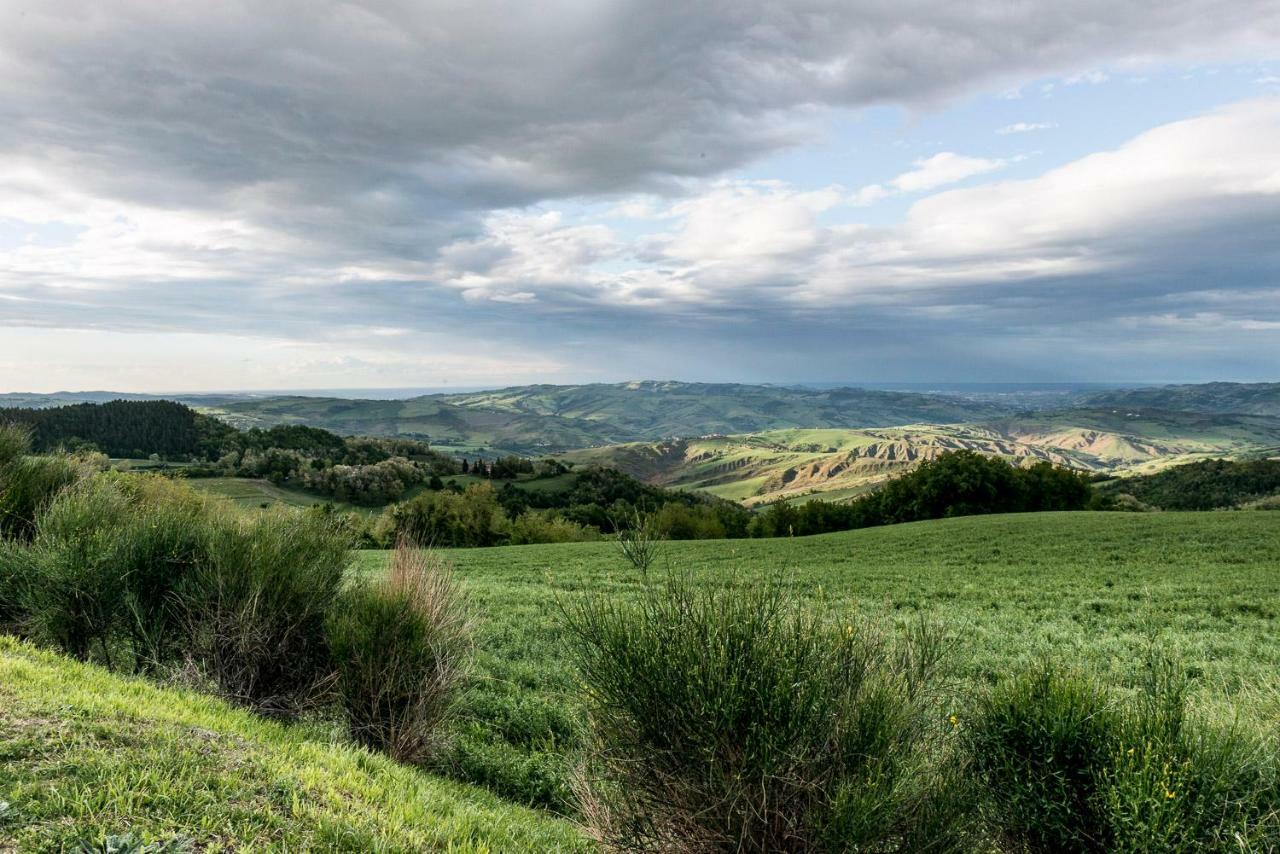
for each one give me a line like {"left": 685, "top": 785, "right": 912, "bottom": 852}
{"left": 0, "top": 538, "right": 34, "bottom": 631}
{"left": 0, "top": 423, "right": 93, "bottom": 542}
{"left": 564, "top": 574, "right": 973, "bottom": 852}
{"left": 328, "top": 540, "right": 472, "bottom": 763}
{"left": 967, "top": 655, "right": 1280, "bottom": 852}
{"left": 185, "top": 509, "right": 350, "bottom": 717}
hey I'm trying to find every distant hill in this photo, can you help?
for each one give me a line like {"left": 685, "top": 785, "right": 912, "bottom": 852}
{"left": 1082, "top": 382, "right": 1280, "bottom": 417}
{"left": 199, "top": 381, "right": 1014, "bottom": 453}
{"left": 566, "top": 409, "right": 1280, "bottom": 505}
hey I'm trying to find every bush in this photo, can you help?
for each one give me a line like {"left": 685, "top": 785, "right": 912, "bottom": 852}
{"left": 21, "top": 475, "right": 212, "bottom": 670}
{"left": 328, "top": 541, "right": 471, "bottom": 763}
{"left": 185, "top": 509, "right": 350, "bottom": 716}
{"left": 967, "top": 658, "right": 1280, "bottom": 852}
{"left": 507, "top": 509, "right": 599, "bottom": 545}
{"left": 390, "top": 483, "right": 508, "bottom": 547}
{"left": 0, "top": 423, "right": 94, "bottom": 541}
{"left": 22, "top": 478, "right": 133, "bottom": 662}
{"left": 0, "top": 539, "right": 34, "bottom": 631}
{"left": 613, "top": 508, "right": 663, "bottom": 575}
{"left": 565, "top": 575, "right": 972, "bottom": 852}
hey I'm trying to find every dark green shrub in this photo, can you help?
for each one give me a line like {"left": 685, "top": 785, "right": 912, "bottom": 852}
{"left": 967, "top": 659, "right": 1280, "bottom": 852}
{"left": 23, "top": 478, "right": 133, "bottom": 661}
{"left": 110, "top": 476, "right": 215, "bottom": 670}
{"left": 21, "top": 476, "right": 212, "bottom": 670}
{"left": 0, "top": 422, "right": 28, "bottom": 468}
{"left": 186, "top": 509, "right": 350, "bottom": 717}
{"left": 565, "top": 575, "right": 973, "bottom": 852}
{"left": 327, "top": 542, "right": 471, "bottom": 763}
{"left": 389, "top": 483, "right": 508, "bottom": 547}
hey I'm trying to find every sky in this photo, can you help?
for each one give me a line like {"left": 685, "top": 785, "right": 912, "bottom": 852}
{"left": 1, "top": 1, "right": 1279, "bottom": 393}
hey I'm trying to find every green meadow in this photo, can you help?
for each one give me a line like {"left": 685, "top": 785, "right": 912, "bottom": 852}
{"left": 5, "top": 506, "right": 1280, "bottom": 848}
{"left": 352, "top": 511, "right": 1280, "bottom": 810}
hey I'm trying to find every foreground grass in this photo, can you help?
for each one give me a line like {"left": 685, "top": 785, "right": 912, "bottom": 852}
{"left": 353, "top": 511, "right": 1280, "bottom": 808}
{"left": 0, "top": 637, "right": 589, "bottom": 852}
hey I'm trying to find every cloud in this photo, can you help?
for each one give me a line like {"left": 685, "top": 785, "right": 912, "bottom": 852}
{"left": 1, "top": 2, "right": 1279, "bottom": 386}
{"left": 853, "top": 152, "right": 1006, "bottom": 204}
{"left": 997, "top": 122, "right": 1058, "bottom": 134}
{"left": 0, "top": 1, "right": 1274, "bottom": 265}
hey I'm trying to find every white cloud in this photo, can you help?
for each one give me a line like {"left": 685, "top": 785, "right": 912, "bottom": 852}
{"left": 997, "top": 122, "right": 1058, "bottom": 134}
{"left": 1065, "top": 69, "right": 1110, "bottom": 85}
{"left": 853, "top": 152, "right": 1006, "bottom": 204}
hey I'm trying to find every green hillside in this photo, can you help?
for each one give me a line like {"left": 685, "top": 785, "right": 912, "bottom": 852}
{"left": 0, "top": 637, "right": 587, "bottom": 851}
{"left": 566, "top": 410, "right": 1280, "bottom": 504}
{"left": 199, "top": 382, "right": 1012, "bottom": 454}
{"left": 5, "top": 509, "right": 1279, "bottom": 846}
{"left": 354, "top": 511, "right": 1280, "bottom": 807}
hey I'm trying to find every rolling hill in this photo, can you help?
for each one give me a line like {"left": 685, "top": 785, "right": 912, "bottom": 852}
{"left": 565, "top": 409, "right": 1280, "bottom": 504}
{"left": 1081, "top": 381, "right": 1280, "bottom": 416}
{"left": 197, "top": 381, "right": 1014, "bottom": 453}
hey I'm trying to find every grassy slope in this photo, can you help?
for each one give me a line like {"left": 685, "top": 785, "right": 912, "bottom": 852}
{"left": 0, "top": 637, "right": 588, "bottom": 852}
{"left": 354, "top": 511, "right": 1280, "bottom": 804}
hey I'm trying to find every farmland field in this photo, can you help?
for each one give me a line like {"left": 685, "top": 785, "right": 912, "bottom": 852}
{"left": 353, "top": 511, "right": 1280, "bottom": 806}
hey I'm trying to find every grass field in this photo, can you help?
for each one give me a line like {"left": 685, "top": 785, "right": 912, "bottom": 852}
{"left": 5, "top": 510, "right": 1278, "bottom": 846}
{"left": 351, "top": 510, "right": 1280, "bottom": 810}
{"left": 186, "top": 477, "right": 339, "bottom": 511}
{"left": 0, "top": 638, "right": 587, "bottom": 851}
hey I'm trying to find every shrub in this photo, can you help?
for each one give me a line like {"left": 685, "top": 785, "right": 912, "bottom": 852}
{"left": 22, "top": 478, "right": 133, "bottom": 662}
{"left": 565, "top": 575, "right": 973, "bottom": 852}
{"left": 613, "top": 508, "right": 662, "bottom": 575}
{"left": 967, "top": 658, "right": 1280, "bottom": 852}
{"left": 185, "top": 509, "right": 350, "bottom": 716}
{"left": 0, "top": 539, "right": 34, "bottom": 631}
{"left": 390, "top": 483, "right": 508, "bottom": 547}
{"left": 508, "top": 510, "right": 598, "bottom": 545}
{"left": 0, "top": 423, "right": 94, "bottom": 541}
{"left": 327, "top": 541, "right": 472, "bottom": 763}
{"left": 21, "top": 475, "right": 212, "bottom": 670}
{"left": 0, "top": 422, "right": 28, "bottom": 468}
